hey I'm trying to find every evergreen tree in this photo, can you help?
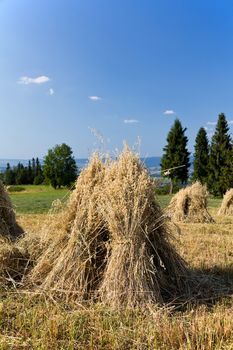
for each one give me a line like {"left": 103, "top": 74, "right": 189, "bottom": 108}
{"left": 193, "top": 127, "right": 209, "bottom": 184}
{"left": 27, "top": 160, "right": 33, "bottom": 184}
{"left": 34, "top": 157, "right": 44, "bottom": 185}
{"left": 15, "top": 163, "right": 28, "bottom": 185}
{"left": 161, "top": 119, "right": 190, "bottom": 193}
{"left": 208, "top": 113, "right": 233, "bottom": 196}
{"left": 32, "top": 158, "right": 36, "bottom": 178}
{"left": 43, "top": 143, "right": 77, "bottom": 189}
{"left": 35, "top": 157, "right": 42, "bottom": 176}
{"left": 4, "top": 163, "right": 15, "bottom": 185}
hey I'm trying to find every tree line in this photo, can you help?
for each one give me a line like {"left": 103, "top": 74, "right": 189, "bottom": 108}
{"left": 161, "top": 113, "right": 233, "bottom": 196}
{"left": 3, "top": 143, "right": 77, "bottom": 189}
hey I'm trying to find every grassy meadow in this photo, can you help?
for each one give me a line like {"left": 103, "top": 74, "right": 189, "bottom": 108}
{"left": 1, "top": 185, "right": 233, "bottom": 349}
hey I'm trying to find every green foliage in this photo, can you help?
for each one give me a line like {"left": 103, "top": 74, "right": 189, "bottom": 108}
{"left": 160, "top": 119, "right": 190, "bottom": 189}
{"left": 7, "top": 185, "right": 25, "bottom": 192}
{"left": 4, "top": 163, "right": 15, "bottom": 185}
{"left": 193, "top": 127, "right": 209, "bottom": 184}
{"left": 33, "top": 174, "right": 44, "bottom": 185}
{"left": 4, "top": 158, "right": 44, "bottom": 186}
{"left": 43, "top": 143, "right": 77, "bottom": 189}
{"left": 208, "top": 113, "right": 233, "bottom": 196}
{"left": 155, "top": 183, "right": 181, "bottom": 195}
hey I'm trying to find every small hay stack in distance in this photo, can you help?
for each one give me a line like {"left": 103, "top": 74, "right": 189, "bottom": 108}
{"left": 99, "top": 146, "right": 189, "bottom": 307}
{"left": 29, "top": 154, "right": 109, "bottom": 301}
{"left": 167, "top": 182, "right": 214, "bottom": 223}
{"left": 0, "top": 182, "right": 23, "bottom": 240}
{"left": 218, "top": 189, "right": 233, "bottom": 216}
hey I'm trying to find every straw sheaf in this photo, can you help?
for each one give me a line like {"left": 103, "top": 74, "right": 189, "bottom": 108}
{"left": 19, "top": 147, "right": 191, "bottom": 307}
{"left": 29, "top": 154, "right": 109, "bottom": 301}
{"left": 167, "top": 182, "right": 214, "bottom": 223}
{"left": 218, "top": 189, "right": 233, "bottom": 216}
{"left": 99, "top": 147, "right": 189, "bottom": 307}
{"left": 0, "top": 182, "right": 23, "bottom": 240}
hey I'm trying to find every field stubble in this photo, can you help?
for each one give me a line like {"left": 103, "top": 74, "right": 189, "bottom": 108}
{"left": 1, "top": 195, "right": 233, "bottom": 349}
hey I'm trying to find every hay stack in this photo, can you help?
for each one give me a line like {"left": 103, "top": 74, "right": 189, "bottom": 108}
{"left": 218, "top": 189, "right": 233, "bottom": 215}
{"left": 29, "top": 154, "right": 109, "bottom": 301}
{"left": 0, "top": 182, "right": 23, "bottom": 240}
{"left": 0, "top": 237, "right": 29, "bottom": 288}
{"left": 167, "top": 182, "right": 214, "bottom": 223}
{"left": 98, "top": 147, "right": 188, "bottom": 307}
{"left": 28, "top": 148, "right": 190, "bottom": 307}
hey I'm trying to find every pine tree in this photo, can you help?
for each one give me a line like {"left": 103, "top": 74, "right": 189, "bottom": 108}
{"left": 161, "top": 119, "right": 190, "bottom": 193}
{"left": 208, "top": 113, "right": 233, "bottom": 196}
{"left": 27, "top": 160, "right": 33, "bottom": 184}
{"left": 4, "top": 163, "right": 15, "bottom": 185}
{"left": 193, "top": 127, "right": 209, "bottom": 184}
{"left": 34, "top": 158, "right": 44, "bottom": 185}
{"left": 32, "top": 158, "right": 36, "bottom": 178}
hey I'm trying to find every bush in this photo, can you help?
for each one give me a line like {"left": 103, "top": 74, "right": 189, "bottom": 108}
{"left": 155, "top": 183, "right": 182, "bottom": 195}
{"left": 33, "top": 174, "right": 44, "bottom": 185}
{"left": 7, "top": 186, "right": 25, "bottom": 193}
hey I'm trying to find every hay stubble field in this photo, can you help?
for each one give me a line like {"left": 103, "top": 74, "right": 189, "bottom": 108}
{"left": 0, "top": 184, "right": 232, "bottom": 349}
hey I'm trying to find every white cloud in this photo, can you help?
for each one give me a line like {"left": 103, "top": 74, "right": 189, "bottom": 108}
{"left": 89, "top": 95, "right": 102, "bottom": 101}
{"left": 228, "top": 120, "right": 233, "bottom": 125}
{"left": 48, "top": 88, "right": 54, "bottom": 96}
{"left": 207, "top": 132, "right": 214, "bottom": 138}
{"left": 163, "top": 109, "right": 175, "bottom": 115}
{"left": 18, "top": 75, "right": 50, "bottom": 85}
{"left": 124, "top": 119, "right": 139, "bottom": 124}
{"left": 205, "top": 127, "right": 214, "bottom": 131}
{"left": 207, "top": 121, "right": 217, "bottom": 125}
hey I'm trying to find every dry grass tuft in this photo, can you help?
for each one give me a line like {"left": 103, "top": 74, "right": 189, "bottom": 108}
{"left": 0, "top": 182, "right": 23, "bottom": 240}
{"left": 0, "top": 237, "right": 29, "bottom": 288}
{"left": 167, "top": 182, "right": 214, "bottom": 223}
{"left": 98, "top": 145, "right": 189, "bottom": 307}
{"left": 29, "top": 154, "right": 109, "bottom": 301}
{"left": 218, "top": 188, "right": 233, "bottom": 216}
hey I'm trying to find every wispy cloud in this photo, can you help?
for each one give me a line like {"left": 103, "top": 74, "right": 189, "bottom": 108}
{"left": 124, "top": 119, "right": 139, "bottom": 124}
{"left": 205, "top": 126, "right": 214, "bottom": 131}
{"left": 228, "top": 120, "right": 233, "bottom": 125}
{"left": 18, "top": 75, "right": 50, "bottom": 85}
{"left": 163, "top": 109, "right": 175, "bottom": 115}
{"left": 89, "top": 95, "right": 102, "bottom": 101}
{"left": 48, "top": 88, "right": 54, "bottom": 96}
{"left": 207, "top": 121, "right": 217, "bottom": 125}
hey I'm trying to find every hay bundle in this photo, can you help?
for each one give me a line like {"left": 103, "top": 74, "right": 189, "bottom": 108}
{"left": 218, "top": 189, "right": 233, "bottom": 215}
{"left": 29, "top": 154, "right": 109, "bottom": 301}
{"left": 0, "top": 182, "right": 23, "bottom": 240}
{"left": 0, "top": 237, "right": 29, "bottom": 288}
{"left": 167, "top": 182, "right": 214, "bottom": 223}
{"left": 99, "top": 147, "right": 188, "bottom": 307}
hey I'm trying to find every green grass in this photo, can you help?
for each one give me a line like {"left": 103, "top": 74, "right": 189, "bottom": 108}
{"left": 156, "top": 194, "right": 222, "bottom": 209}
{"left": 8, "top": 185, "right": 224, "bottom": 214}
{"left": 9, "top": 185, "right": 70, "bottom": 214}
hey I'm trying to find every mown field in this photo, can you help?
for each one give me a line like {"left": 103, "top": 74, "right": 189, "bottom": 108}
{"left": 1, "top": 185, "right": 233, "bottom": 349}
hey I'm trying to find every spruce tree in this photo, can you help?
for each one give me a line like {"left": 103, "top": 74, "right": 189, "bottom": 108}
{"left": 193, "top": 127, "right": 209, "bottom": 184}
{"left": 161, "top": 119, "right": 190, "bottom": 193}
{"left": 32, "top": 158, "right": 36, "bottom": 178}
{"left": 27, "top": 160, "right": 33, "bottom": 184}
{"left": 4, "top": 163, "right": 15, "bottom": 185}
{"left": 208, "top": 113, "right": 233, "bottom": 196}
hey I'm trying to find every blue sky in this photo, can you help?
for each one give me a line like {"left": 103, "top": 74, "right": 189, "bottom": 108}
{"left": 1, "top": 0, "right": 233, "bottom": 158}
